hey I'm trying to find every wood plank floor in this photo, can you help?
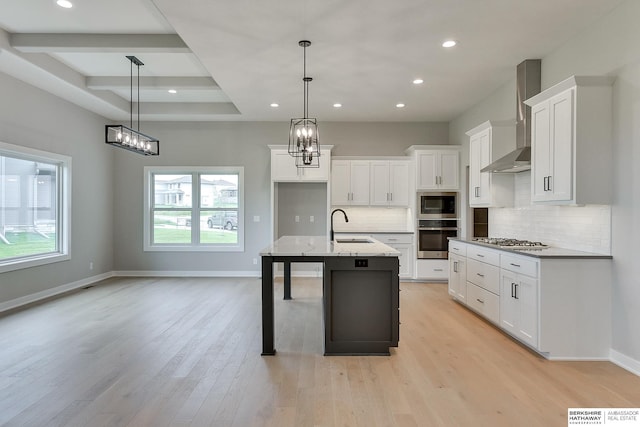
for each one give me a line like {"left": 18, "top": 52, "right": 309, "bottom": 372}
{"left": 0, "top": 277, "right": 638, "bottom": 427}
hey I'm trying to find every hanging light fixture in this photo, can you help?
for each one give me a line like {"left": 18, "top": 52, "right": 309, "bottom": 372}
{"left": 105, "top": 56, "right": 159, "bottom": 156}
{"left": 288, "top": 40, "right": 320, "bottom": 168}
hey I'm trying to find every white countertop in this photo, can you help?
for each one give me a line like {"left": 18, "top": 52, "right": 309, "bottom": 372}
{"left": 260, "top": 235, "right": 400, "bottom": 257}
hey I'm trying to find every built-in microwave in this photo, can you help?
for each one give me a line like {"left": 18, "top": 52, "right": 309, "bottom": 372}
{"left": 417, "top": 192, "right": 457, "bottom": 219}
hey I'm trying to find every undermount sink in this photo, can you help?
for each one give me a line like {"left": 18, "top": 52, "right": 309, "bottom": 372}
{"left": 335, "top": 238, "right": 373, "bottom": 244}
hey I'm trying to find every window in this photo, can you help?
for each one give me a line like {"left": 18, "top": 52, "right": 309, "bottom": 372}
{"left": 0, "top": 141, "right": 71, "bottom": 273}
{"left": 144, "top": 166, "right": 244, "bottom": 252}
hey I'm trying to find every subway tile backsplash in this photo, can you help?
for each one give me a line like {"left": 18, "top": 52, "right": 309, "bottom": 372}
{"left": 332, "top": 207, "right": 413, "bottom": 232}
{"left": 489, "top": 172, "right": 611, "bottom": 254}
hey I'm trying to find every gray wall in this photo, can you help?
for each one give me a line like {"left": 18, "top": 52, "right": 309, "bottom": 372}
{"left": 449, "top": 0, "right": 640, "bottom": 364}
{"left": 0, "top": 72, "right": 114, "bottom": 304}
{"left": 112, "top": 121, "right": 446, "bottom": 274}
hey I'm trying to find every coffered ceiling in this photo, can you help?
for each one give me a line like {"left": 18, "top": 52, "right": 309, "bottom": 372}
{"left": 0, "top": 0, "right": 625, "bottom": 122}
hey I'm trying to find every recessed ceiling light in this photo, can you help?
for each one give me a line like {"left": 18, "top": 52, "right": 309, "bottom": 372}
{"left": 442, "top": 40, "right": 457, "bottom": 48}
{"left": 270, "top": 103, "right": 279, "bottom": 108}
{"left": 396, "top": 103, "right": 405, "bottom": 108}
{"left": 333, "top": 103, "right": 342, "bottom": 108}
{"left": 413, "top": 79, "right": 424, "bottom": 85}
{"left": 168, "top": 89, "right": 177, "bottom": 94}
{"left": 56, "top": 0, "right": 73, "bottom": 8}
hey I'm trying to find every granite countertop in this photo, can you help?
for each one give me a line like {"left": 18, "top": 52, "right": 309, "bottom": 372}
{"left": 260, "top": 235, "right": 400, "bottom": 257}
{"left": 334, "top": 230, "right": 414, "bottom": 234}
{"left": 450, "top": 238, "right": 612, "bottom": 259}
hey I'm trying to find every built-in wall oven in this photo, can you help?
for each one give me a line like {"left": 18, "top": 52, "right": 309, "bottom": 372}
{"left": 416, "top": 192, "right": 459, "bottom": 259}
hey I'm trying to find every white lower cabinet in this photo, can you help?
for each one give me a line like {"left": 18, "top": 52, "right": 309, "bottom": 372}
{"left": 416, "top": 259, "right": 449, "bottom": 280}
{"left": 466, "top": 282, "right": 500, "bottom": 325}
{"left": 447, "top": 240, "right": 611, "bottom": 359}
{"left": 448, "top": 253, "right": 466, "bottom": 302}
{"left": 499, "top": 269, "right": 538, "bottom": 348}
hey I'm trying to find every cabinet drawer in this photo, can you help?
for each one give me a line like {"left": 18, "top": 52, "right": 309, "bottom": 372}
{"left": 501, "top": 254, "right": 538, "bottom": 278}
{"left": 466, "top": 282, "right": 500, "bottom": 324}
{"left": 448, "top": 241, "right": 467, "bottom": 256}
{"left": 416, "top": 259, "right": 448, "bottom": 280}
{"left": 466, "top": 259, "right": 500, "bottom": 294}
{"left": 373, "top": 233, "right": 413, "bottom": 245}
{"left": 467, "top": 246, "right": 500, "bottom": 266}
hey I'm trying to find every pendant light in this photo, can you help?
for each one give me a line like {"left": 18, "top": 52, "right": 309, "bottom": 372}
{"left": 105, "top": 56, "right": 159, "bottom": 156}
{"left": 288, "top": 40, "right": 320, "bottom": 168}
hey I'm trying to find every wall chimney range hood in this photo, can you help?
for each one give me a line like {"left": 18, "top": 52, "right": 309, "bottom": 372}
{"left": 481, "top": 59, "right": 541, "bottom": 173}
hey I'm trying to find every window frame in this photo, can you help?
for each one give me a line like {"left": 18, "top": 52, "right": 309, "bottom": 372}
{"left": 143, "top": 166, "right": 244, "bottom": 252}
{"left": 0, "top": 141, "right": 71, "bottom": 273}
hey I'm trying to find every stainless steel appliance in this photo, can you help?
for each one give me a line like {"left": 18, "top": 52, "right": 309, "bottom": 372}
{"left": 417, "top": 192, "right": 457, "bottom": 219}
{"left": 417, "top": 219, "right": 459, "bottom": 259}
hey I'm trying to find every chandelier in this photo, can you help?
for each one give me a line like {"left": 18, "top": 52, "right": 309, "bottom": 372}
{"left": 105, "top": 56, "right": 159, "bottom": 156}
{"left": 288, "top": 40, "right": 320, "bottom": 168}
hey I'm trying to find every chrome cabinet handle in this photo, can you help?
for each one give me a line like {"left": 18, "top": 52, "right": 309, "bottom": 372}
{"left": 510, "top": 263, "right": 521, "bottom": 268}
{"left": 476, "top": 273, "right": 485, "bottom": 277}
{"left": 434, "top": 268, "right": 444, "bottom": 272}
{"left": 476, "top": 254, "right": 484, "bottom": 258}
{"left": 453, "top": 261, "right": 458, "bottom": 273}
{"left": 476, "top": 298, "right": 484, "bottom": 304}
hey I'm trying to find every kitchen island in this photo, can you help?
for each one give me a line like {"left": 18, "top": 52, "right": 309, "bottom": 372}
{"left": 260, "top": 235, "right": 400, "bottom": 356}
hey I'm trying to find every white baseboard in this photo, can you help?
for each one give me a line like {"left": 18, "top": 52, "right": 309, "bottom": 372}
{"left": 610, "top": 349, "right": 640, "bottom": 377}
{"left": 0, "top": 271, "right": 115, "bottom": 314}
{"left": 113, "top": 270, "right": 261, "bottom": 278}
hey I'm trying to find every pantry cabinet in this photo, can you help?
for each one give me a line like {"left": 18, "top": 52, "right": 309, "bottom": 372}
{"left": 525, "top": 76, "right": 614, "bottom": 205}
{"left": 369, "top": 160, "right": 411, "bottom": 207}
{"left": 466, "top": 121, "right": 514, "bottom": 207}
{"left": 331, "top": 160, "right": 370, "bottom": 205}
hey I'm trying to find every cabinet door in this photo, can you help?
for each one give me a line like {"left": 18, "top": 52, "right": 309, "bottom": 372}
{"left": 301, "top": 153, "right": 330, "bottom": 181}
{"left": 350, "top": 161, "right": 371, "bottom": 205}
{"left": 499, "top": 270, "right": 518, "bottom": 334}
{"left": 439, "top": 151, "right": 459, "bottom": 190}
{"left": 477, "top": 131, "right": 491, "bottom": 204}
{"left": 394, "top": 244, "right": 413, "bottom": 278}
{"left": 389, "top": 161, "right": 410, "bottom": 206}
{"left": 449, "top": 254, "right": 466, "bottom": 302}
{"left": 331, "top": 160, "right": 351, "bottom": 205}
{"left": 370, "top": 161, "right": 391, "bottom": 205}
{"left": 469, "top": 135, "right": 482, "bottom": 205}
{"left": 417, "top": 152, "right": 438, "bottom": 189}
{"left": 271, "top": 151, "right": 301, "bottom": 181}
{"left": 531, "top": 102, "right": 551, "bottom": 201}
{"left": 516, "top": 274, "right": 538, "bottom": 348}
{"left": 548, "top": 90, "right": 573, "bottom": 202}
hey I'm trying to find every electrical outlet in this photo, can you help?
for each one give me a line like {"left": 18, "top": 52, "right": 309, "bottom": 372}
{"left": 253, "top": 215, "right": 260, "bottom": 222}
{"left": 310, "top": 215, "right": 314, "bottom": 223}
{"left": 252, "top": 258, "right": 258, "bottom": 265}
{"left": 295, "top": 215, "right": 300, "bottom": 222}
{"left": 89, "top": 262, "right": 94, "bottom": 270}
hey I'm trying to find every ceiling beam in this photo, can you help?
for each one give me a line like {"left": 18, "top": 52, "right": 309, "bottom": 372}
{"left": 10, "top": 33, "right": 190, "bottom": 53}
{"left": 86, "top": 76, "right": 219, "bottom": 90}
{"left": 135, "top": 102, "right": 240, "bottom": 115}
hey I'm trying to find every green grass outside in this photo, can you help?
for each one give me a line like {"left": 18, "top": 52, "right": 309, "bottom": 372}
{"left": 153, "top": 228, "right": 238, "bottom": 244}
{"left": 0, "top": 232, "right": 56, "bottom": 259}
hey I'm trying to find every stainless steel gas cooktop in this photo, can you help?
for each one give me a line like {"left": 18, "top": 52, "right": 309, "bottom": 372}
{"left": 473, "top": 237, "right": 548, "bottom": 249}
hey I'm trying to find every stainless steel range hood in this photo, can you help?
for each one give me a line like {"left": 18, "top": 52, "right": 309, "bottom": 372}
{"left": 481, "top": 59, "right": 541, "bottom": 173}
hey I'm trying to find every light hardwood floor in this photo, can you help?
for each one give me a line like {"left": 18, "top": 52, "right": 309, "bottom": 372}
{"left": 0, "top": 277, "right": 638, "bottom": 427}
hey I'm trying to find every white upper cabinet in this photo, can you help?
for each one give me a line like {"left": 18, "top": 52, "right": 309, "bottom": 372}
{"left": 369, "top": 160, "right": 411, "bottom": 207}
{"left": 331, "top": 160, "right": 370, "bottom": 205}
{"left": 525, "top": 76, "right": 614, "bottom": 205}
{"left": 466, "top": 121, "right": 515, "bottom": 207}
{"left": 408, "top": 147, "right": 460, "bottom": 191}
{"left": 269, "top": 145, "right": 331, "bottom": 182}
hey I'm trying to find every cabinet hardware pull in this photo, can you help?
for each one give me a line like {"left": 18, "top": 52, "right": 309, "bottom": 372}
{"left": 548, "top": 176, "right": 552, "bottom": 191}
{"left": 476, "top": 254, "right": 484, "bottom": 258}
{"left": 453, "top": 261, "right": 458, "bottom": 272}
{"left": 543, "top": 176, "right": 547, "bottom": 191}
{"left": 434, "top": 268, "right": 443, "bottom": 272}
{"left": 514, "top": 283, "right": 519, "bottom": 299}
{"left": 510, "top": 263, "right": 521, "bottom": 268}
{"left": 511, "top": 282, "right": 515, "bottom": 298}
{"left": 390, "top": 193, "right": 393, "bottom": 201}
{"left": 476, "top": 298, "right": 484, "bottom": 304}
{"left": 476, "top": 273, "right": 485, "bottom": 277}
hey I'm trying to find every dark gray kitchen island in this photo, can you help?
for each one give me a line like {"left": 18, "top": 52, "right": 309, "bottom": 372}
{"left": 259, "top": 235, "right": 400, "bottom": 356}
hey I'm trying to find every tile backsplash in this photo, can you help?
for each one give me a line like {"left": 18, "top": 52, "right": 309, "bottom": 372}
{"left": 489, "top": 172, "right": 611, "bottom": 254}
{"left": 332, "top": 207, "right": 412, "bottom": 232}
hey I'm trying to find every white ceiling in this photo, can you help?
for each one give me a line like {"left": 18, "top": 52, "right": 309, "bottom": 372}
{"left": 0, "top": 0, "right": 625, "bottom": 122}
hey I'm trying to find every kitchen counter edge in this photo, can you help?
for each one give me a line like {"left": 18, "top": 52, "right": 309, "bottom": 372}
{"left": 449, "top": 238, "right": 612, "bottom": 259}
